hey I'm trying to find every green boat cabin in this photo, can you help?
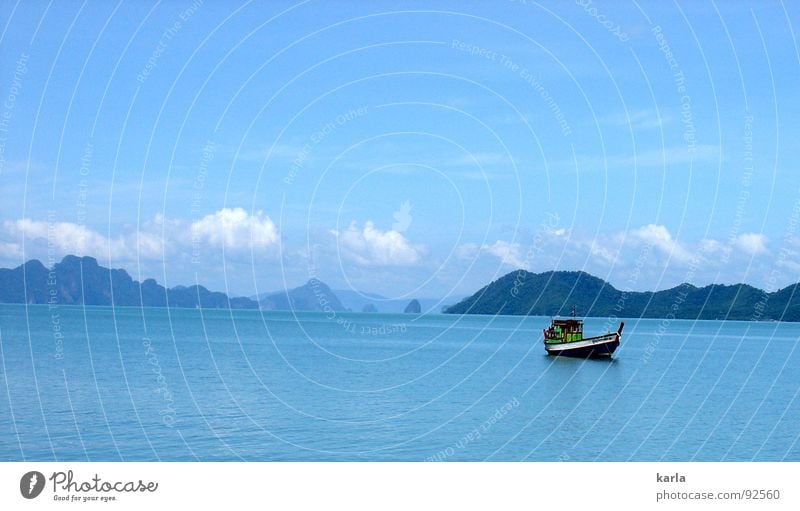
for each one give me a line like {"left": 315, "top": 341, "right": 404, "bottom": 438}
{"left": 544, "top": 319, "right": 584, "bottom": 344}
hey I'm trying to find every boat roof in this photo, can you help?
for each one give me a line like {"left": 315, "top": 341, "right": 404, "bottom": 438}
{"left": 551, "top": 318, "right": 583, "bottom": 326}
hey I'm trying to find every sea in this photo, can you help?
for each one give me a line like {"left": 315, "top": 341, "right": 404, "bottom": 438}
{"left": 0, "top": 304, "right": 798, "bottom": 461}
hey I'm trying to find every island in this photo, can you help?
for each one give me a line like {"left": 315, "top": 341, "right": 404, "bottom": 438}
{"left": 0, "top": 255, "right": 258, "bottom": 309}
{"left": 444, "top": 269, "right": 800, "bottom": 321}
{"left": 404, "top": 299, "right": 422, "bottom": 314}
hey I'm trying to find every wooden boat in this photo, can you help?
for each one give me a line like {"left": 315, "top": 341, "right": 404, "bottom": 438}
{"left": 543, "top": 312, "right": 624, "bottom": 358}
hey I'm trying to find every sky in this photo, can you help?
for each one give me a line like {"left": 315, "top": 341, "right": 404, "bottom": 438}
{"left": 1, "top": 0, "right": 799, "bottom": 300}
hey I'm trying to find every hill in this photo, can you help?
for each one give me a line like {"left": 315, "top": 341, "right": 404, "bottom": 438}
{"left": 0, "top": 256, "right": 258, "bottom": 309}
{"left": 259, "top": 278, "right": 346, "bottom": 312}
{"left": 443, "top": 270, "right": 800, "bottom": 321}
{"left": 404, "top": 299, "right": 421, "bottom": 313}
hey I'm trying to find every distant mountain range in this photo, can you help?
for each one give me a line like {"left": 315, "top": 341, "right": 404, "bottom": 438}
{"left": 10, "top": 258, "right": 789, "bottom": 321}
{"left": 255, "top": 287, "right": 462, "bottom": 313}
{"left": 0, "top": 256, "right": 438, "bottom": 314}
{"left": 331, "top": 289, "right": 461, "bottom": 314}
{"left": 0, "top": 256, "right": 258, "bottom": 309}
{"left": 444, "top": 270, "right": 800, "bottom": 321}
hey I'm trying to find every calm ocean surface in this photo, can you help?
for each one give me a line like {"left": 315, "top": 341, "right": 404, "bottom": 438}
{"left": 0, "top": 304, "right": 798, "bottom": 461}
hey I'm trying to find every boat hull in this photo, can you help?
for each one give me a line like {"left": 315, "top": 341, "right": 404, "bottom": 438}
{"left": 545, "top": 332, "right": 620, "bottom": 358}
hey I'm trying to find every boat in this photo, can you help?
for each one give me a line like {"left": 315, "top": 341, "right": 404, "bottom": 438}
{"left": 543, "top": 309, "right": 624, "bottom": 358}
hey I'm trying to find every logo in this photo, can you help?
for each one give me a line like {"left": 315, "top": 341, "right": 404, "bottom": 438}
{"left": 20, "top": 471, "right": 45, "bottom": 499}
{"left": 392, "top": 200, "right": 413, "bottom": 232}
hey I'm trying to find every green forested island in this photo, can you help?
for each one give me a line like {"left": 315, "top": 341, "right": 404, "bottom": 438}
{"left": 0, "top": 256, "right": 259, "bottom": 309}
{"left": 444, "top": 270, "right": 800, "bottom": 322}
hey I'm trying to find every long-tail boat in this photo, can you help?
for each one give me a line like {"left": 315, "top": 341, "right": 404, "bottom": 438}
{"left": 543, "top": 308, "right": 624, "bottom": 358}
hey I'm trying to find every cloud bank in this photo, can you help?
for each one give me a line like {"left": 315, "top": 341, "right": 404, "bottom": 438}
{"left": 1, "top": 208, "right": 281, "bottom": 263}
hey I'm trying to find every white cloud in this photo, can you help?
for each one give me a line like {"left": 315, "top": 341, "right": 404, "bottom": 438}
{"left": 481, "top": 240, "right": 526, "bottom": 269}
{"left": 733, "top": 233, "right": 768, "bottom": 255}
{"left": 588, "top": 240, "right": 618, "bottom": 264}
{"left": 629, "top": 224, "right": 693, "bottom": 263}
{"left": 456, "top": 240, "right": 528, "bottom": 269}
{"left": 1, "top": 207, "right": 280, "bottom": 263}
{"left": 333, "top": 221, "right": 421, "bottom": 266}
{"left": 699, "top": 238, "right": 724, "bottom": 254}
{"left": 0, "top": 241, "right": 22, "bottom": 259}
{"left": 776, "top": 238, "right": 800, "bottom": 274}
{"left": 3, "top": 218, "right": 164, "bottom": 259}
{"left": 190, "top": 208, "right": 279, "bottom": 250}
{"left": 455, "top": 242, "right": 480, "bottom": 260}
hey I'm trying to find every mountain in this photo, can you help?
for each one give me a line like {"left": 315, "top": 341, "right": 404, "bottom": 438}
{"left": 333, "top": 289, "right": 389, "bottom": 312}
{"left": 404, "top": 299, "right": 421, "bottom": 314}
{"left": 259, "top": 278, "right": 346, "bottom": 312}
{"left": 334, "top": 289, "right": 465, "bottom": 313}
{"left": 252, "top": 285, "right": 464, "bottom": 313}
{"left": 443, "top": 270, "right": 800, "bottom": 321}
{"left": 0, "top": 256, "right": 258, "bottom": 309}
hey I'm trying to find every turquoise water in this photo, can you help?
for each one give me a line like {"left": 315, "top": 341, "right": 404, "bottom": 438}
{"left": 0, "top": 304, "right": 798, "bottom": 461}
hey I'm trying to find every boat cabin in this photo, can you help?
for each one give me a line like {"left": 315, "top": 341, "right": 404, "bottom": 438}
{"left": 544, "top": 318, "right": 584, "bottom": 343}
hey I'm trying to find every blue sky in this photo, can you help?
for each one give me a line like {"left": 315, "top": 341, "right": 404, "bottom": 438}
{"left": 1, "top": 0, "right": 799, "bottom": 299}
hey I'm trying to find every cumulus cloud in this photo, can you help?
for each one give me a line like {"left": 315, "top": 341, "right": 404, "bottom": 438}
{"left": 588, "top": 240, "right": 618, "bottom": 264}
{"left": 456, "top": 240, "right": 529, "bottom": 269}
{"left": 733, "top": 233, "right": 768, "bottom": 255}
{"left": 481, "top": 240, "right": 526, "bottom": 269}
{"left": 333, "top": 221, "right": 421, "bottom": 266}
{"left": 629, "top": 224, "right": 693, "bottom": 263}
{"left": 190, "top": 208, "right": 279, "bottom": 250}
